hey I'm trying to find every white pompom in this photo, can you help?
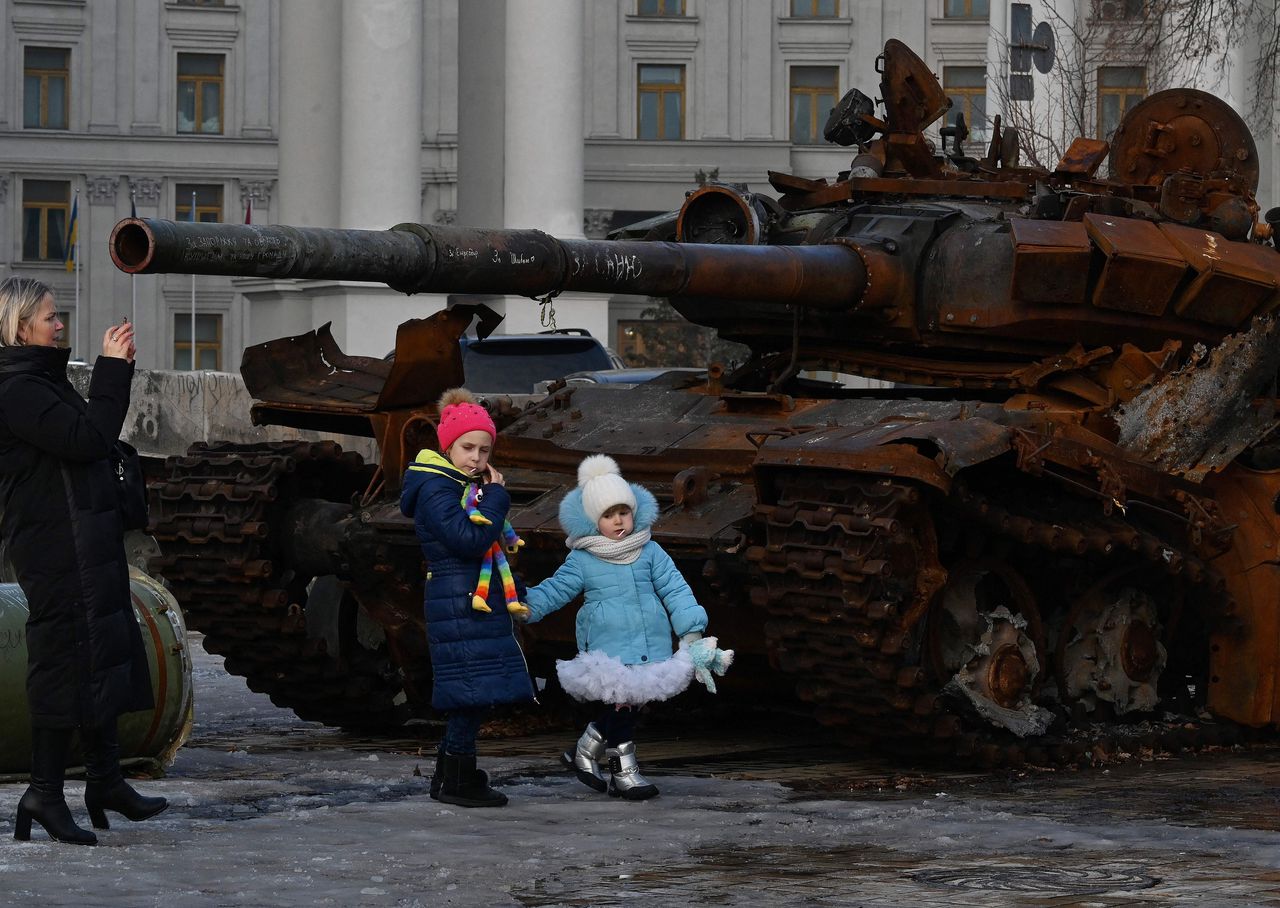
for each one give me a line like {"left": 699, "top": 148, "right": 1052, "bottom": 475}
{"left": 577, "top": 453, "right": 621, "bottom": 488}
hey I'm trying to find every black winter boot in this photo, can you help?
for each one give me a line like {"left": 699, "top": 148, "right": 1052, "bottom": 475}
{"left": 437, "top": 753, "right": 508, "bottom": 808}
{"left": 431, "top": 744, "right": 493, "bottom": 801}
{"left": 429, "top": 745, "right": 445, "bottom": 800}
{"left": 14, "top": 727, "right": 97, "bottom": 845}
{"left": 82, "top": 721, "right": 167, "bottom": 830}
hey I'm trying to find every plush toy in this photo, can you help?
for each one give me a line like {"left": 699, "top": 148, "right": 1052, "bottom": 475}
{"left": 462, "top": 483, "right": 530, "bottom": 618}
{"left": 687, "top": 636, "right": 735, "bottom": 694}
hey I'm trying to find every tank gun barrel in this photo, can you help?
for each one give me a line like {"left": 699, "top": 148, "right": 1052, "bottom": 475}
{"left": 110, "top": 218, "right": 869, "bottom": 311}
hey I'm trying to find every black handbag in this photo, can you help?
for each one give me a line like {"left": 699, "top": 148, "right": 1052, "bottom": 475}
{"left": 112, "top": 440, "right": 149, "bottom": 531}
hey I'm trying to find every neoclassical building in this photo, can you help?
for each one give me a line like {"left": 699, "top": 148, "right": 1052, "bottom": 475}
{"left": 3, "top": 0, "right": 1275, "bottom": 371}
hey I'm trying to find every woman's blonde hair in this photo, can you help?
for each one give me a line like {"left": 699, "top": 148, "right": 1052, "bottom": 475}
{"left": 0, "top": 276, "right": 54, "bottom": 347}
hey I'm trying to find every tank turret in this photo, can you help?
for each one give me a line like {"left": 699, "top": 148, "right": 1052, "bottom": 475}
{"left": 112, "top": 40, "right": 1280, "bottom": 764}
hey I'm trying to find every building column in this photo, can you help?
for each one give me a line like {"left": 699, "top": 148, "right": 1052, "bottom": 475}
{"left": 321, "top": 0, "right": 429, "bottom": 356}
{"left": 339, "top": 0, "right": 424, "bottom": 231}
{"left": 456, "top": 0, "right": 506, "bottom": 229}
{"left": 242, "top": 0, "right": 343, "bottom": 348}
{"left": 498, "top": 0, "right": 608, "bottom": 340}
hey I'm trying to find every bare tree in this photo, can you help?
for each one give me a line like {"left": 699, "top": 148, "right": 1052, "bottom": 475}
{"left": 988, "top": 4, "right": 1174, "bottom": 169}
{"left": 1155, "top": 0, "right": 1279, "bottom": 125}
{"left": 986, "top": 0, "right": 1275, "bottom": 170}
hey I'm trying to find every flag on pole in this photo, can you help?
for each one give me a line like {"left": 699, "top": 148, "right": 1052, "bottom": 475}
{"left": 63, "top": 194, "right": 78, "bottom": 272}
{"left": 244, "top": 194, "right": 252, "bottom": 225}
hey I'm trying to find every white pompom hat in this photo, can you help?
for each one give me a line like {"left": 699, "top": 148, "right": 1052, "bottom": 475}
{"left": 578, "top": 454, "right": 637, "bottom": 525}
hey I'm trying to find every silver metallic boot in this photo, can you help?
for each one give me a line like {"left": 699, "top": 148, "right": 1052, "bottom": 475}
{"left": 561, "top": 723, "right": 608, "bottom": 793}
{"left": 606, "top": 741, "right": 659, "bottom": 801}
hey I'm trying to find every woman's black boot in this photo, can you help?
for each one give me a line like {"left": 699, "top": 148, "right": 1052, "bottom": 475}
{"left": 14, "top": 727, "right": 97, "bottom": 845}
{"left": 82, "top": 721, "right": 167, "bottom": 830}
{"left": 437, "top": 753, "right": 507, "bottom": 808}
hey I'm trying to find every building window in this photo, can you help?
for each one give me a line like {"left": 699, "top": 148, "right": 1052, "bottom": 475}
{"left": 943, "top": 66, "right": 988, "bottom": 141}
{"left": 1098, "top": 66, "right": 1145, "bottom": 140}
{"left": 1095, "top": 0, "right": 1146, "bottom": 19}
{"left": 174, "top": 313, "right": 223, "bottom": 370}
{"left": 175, "top": 184, "right": 224, "bottom": 222}
{"left": 177, "top": 53, "right": 224, "bottom": 134}
{"left": 636, "top": 0, "right": 684, "bottom": 14}
{"left": 637, "top": 65, "right": 684, "bottom": 140}
{"left": 21, "top": 180, "right": 70, "bottom": 261}
{"left": 790, "top": 0, "right": 839, "bottom": 16}
{"left": 944, "top": 0, "right": 990, "bottom": 17}
{"left": 790, "top": 66, "right": 839, "bottom": 144}
{"left": 23, "top": 47, "right": 69, "bottom": 130}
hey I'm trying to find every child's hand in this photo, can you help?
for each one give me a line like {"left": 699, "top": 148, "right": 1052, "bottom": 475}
{"left": 483, "top": 464, "right": 505, "bottom": 486}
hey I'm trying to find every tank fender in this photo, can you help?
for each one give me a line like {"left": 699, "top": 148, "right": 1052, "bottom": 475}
{"left": 751, "top": 417, "right": 1013, "bottom": 492}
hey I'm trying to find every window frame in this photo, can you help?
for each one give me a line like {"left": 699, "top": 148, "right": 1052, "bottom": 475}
{"left": 789, "top": 65, "right": 840, "bottom": 145}
{"left": 173, "top": 312, "right": 224, "bottom": 371}
{"left": 943, "top": 65, "right": 989, "bottom": 142}
{"left": 1094, "top": 0, "right": 1147, "bottom": 20}
{"left": 1096, "top": 65, "right": 1146, "bottom": 140}
{"left": 176, "top": 52, "right": 226, "bottom": 135}
{"left": 943, "top": 0, "right": 990, "bottom": 18}
{"left": 23, "top": 46, "right": 70, "bottom": 130}
{"left": 636, "top": 63, "right": 686, "bottom": 141}
{"left": 21, "top": 179, "right": 70, "bottom": 262}
{"left": 790, "top": 0, "right": 840, "bottom": 16}
{"left": 175, "top": 183, "right": 225, "bottom": 223}
{"left": 636, "top": 0, "right": 685, "bottom": 15}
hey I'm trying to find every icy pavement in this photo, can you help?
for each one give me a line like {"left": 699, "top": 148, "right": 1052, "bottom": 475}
{"left": 0, "top": 636, "right": 1277, "bottom": 907}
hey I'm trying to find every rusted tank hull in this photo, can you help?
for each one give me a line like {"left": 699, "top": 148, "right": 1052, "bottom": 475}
{"left": 112, "top": 38, "right": 1280, "bottom": 763}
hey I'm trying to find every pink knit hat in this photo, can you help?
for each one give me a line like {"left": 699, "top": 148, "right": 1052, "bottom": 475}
{"left": 436, "top": 388, "right": 496, "bottom": 453}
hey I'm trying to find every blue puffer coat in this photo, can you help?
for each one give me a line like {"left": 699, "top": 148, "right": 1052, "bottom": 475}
{"left": 525, "top": 482, "right": 707, "bottom": 665}
{"left": 400, "top": 449, "right": 534, "bottom": 711}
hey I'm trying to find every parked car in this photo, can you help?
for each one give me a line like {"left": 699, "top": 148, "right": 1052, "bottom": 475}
{"left": 561, "top": 367, "right": 705, "bottom": 386}
{"left": 460, "top": 330, "right": 622, "bottom": 394}
{"left": 387, "top": 329, "right": 622, "bottom": 394}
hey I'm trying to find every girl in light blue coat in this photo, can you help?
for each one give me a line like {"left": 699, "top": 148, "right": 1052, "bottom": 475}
{"left": 524, "top": 454, "right": 732, "bottom": 800}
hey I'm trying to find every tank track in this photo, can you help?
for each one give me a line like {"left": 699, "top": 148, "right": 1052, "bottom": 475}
{"left": 148, "top": 440, "right": 411, "bottom": 729}
{"left": 745, "top": 469, "right": 1246, "bottom": 768}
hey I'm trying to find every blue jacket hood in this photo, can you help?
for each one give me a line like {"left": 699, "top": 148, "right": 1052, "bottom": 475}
{"left": 558, "top": 481, "right": 659, "bottom": 540}
{"left": 400, "top": 448, "right": 470, "bottom": 517}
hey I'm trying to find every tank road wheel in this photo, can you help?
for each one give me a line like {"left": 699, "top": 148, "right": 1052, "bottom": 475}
{"left": 1056, "top": 573, "right": 1168, "bottom": 718}
{"left": 926, "top": 560, "right": 1053, "bottom": 738}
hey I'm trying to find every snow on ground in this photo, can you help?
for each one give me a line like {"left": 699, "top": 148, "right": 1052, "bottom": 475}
{"left": 0, "top": 636, "right": 1277, "bottom": 907}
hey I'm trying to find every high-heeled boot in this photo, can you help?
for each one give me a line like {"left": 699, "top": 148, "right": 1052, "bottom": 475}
{"left": 82, "top": 721, "right": 168, "bottom": 830}
{"left": 14, "top": 727, "right": 97, "bottom": 845}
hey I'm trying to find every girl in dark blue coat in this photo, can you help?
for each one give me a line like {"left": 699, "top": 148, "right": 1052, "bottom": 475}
{"left": 400, "top": 388, "right": 534, "bottom": 808}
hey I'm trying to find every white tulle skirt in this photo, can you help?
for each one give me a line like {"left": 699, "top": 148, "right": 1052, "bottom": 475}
{"left": 555, "top": 646, "right": 694, "bottom": 706}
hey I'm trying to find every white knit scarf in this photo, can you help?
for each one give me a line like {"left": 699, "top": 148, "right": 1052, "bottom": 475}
{"left": 567, "top": 529, "right": 651, "bottom": 564}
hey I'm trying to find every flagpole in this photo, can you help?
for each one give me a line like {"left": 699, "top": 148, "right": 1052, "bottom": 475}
{"left": 73, "top": 188, "right": 80, "bottom": 360}
{"left": 190, "top": 189, "right": 197, "bottom": 371}
{"left": 130, "top": 188, "right": 137, "bottom": 327}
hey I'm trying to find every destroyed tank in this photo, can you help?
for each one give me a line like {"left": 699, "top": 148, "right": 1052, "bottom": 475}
{"left": 111, "top": 41, "right": 1280, "bottom": 765}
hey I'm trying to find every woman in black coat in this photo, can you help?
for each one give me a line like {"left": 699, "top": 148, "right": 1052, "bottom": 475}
{"left": 0, "top": 276, "right": 166, "bottom": 846}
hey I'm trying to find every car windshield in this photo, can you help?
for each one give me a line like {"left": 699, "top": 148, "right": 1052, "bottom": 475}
{"left": 461, "top": 337, "right": 614, "bottom": 393}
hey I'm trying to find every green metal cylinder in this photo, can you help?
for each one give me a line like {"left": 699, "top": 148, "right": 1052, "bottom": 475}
{"left": 0, "top": 567, "right": 194, "bottom": 779}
